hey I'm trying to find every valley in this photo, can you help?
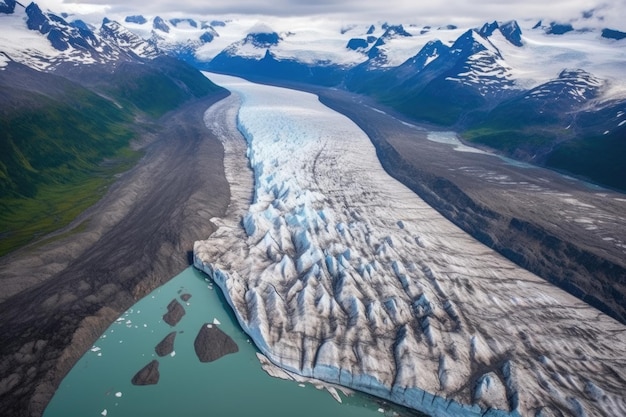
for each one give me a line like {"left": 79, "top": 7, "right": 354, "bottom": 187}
{"left": 0, "top": 70, "right": 624, "bottom": 417}
{"left": 1, "top": 3, "right": 625, "bottom": 416}
{"left": 0, "top": 93, "right": 229, "bottom": 416}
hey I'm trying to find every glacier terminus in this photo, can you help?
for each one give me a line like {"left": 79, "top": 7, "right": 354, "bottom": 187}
{"left": 193, "top": 74, "right": 626, "bottom": 417}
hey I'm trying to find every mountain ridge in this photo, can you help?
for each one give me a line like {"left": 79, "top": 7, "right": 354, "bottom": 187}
{"left": 0, "top": 2, "right": 226, "bottom": 255}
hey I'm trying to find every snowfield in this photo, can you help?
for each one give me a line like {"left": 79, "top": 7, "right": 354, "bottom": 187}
{"left": 193, "top": 74, "right": 626, "bottom": 417}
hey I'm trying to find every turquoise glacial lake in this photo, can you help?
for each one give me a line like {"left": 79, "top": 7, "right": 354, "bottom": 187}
{"left": 44, "top": 267, "right": 415, "bottom": 417}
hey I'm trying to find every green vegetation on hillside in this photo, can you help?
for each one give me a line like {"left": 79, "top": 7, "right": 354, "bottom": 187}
{"left": 0, "top": 88, "right": 134, "bottom": 198}
{"left": 381, "top": 81, "right": 486, "bottom": 126}
{"left": 547, "top": 130, "right": 626, "bottom": 191}
{"left": 0, "top": 86, "right": 139, "bottom": 256}
{"left": 0, "top": 58, "right": 225, "bottom": 256}
{"left": 0, "top": 148, "right": 140, "bottom": 257}
{"left": 462, "top": 98, "right": 626, "bottom": 192}
{"left": 462, "top": 98, "right": 565, "bottom": 150}
{"left": 104, "top": 57, "right": 223, "bottom": 117}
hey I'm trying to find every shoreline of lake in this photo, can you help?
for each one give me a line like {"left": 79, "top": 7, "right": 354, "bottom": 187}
{"left": 44, "top": 267, "right": 421, "bottom": 417}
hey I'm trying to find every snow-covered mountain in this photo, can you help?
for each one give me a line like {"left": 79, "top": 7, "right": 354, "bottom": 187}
{"left": 5, "top": 3, "right": 623, "bottom": 101}
{"left": 122, "top": 15, "right": 625, "bottom": 95}
{"left": 119, "top": 13, "right": 624, "bottom": 156}
{"left": 3, "top": 0, "right": 625, "bottom": 194}
{"left": 0, "top": 2, "right": 161, "bottom": 72}
{"left": 11, "top": 7, "right": 617, "bottom": 115}
{"left": 0, "top": 1, "right": 225, "bottom": 198}
{"left": 3, "top": 0, "right": 624, "bottom": 199}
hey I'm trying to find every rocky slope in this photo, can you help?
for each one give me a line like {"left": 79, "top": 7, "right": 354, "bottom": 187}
{"left": 0, "top": 3, "right": 231, "bottom": 415}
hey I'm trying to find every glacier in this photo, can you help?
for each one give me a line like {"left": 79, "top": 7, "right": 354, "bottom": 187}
{"left": 193, "top": 73, "right": 626, "bottom": 417}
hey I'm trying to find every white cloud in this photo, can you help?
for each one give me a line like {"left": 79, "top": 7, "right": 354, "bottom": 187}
{"left": 34, "top": 0, "right": 626, "bottom": 30}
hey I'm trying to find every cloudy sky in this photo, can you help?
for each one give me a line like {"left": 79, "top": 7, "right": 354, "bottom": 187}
{"left": 37, "top": 0, "right": 626, "bottom": 29}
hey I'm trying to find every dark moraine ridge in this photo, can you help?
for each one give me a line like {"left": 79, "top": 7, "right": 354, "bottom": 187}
{"left": 316, "top": 88, "right": 626, "bottom": 325}
{"left": 0, "top": 91, "right": 230, "bottom": 417}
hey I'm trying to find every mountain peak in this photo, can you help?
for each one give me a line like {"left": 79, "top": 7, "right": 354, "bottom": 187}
{"left": 153, "top": 16, "right": 170, "bottom": 33}
{"left": 24, "top": 3, "right": 79, "bottom": 51}
{"left": 100, "top": 18, "right": 161, "bottom": 59}
{"left": 499, "top": 20, "right": 522, "bottom": 46}
{"left": 346, "top": 38, "right": 369, "bottom": 51}
{"left": 523, "top": 68, "right": 603, "bottom": 106}
{"left": 451, "top": 29, "right": 487, "bottom": 55}
{"left": 244, "top": 31, "right": 280, "bottom": 48}
{"left": 125, "top": 15, "right": 147, "bottom": 25}
{"left": 399, "top": 39, "right": 449, "bottom": 72}
{"left": 545, "top": 21, "right": 574, "bottom": 35}
{"left": 478, "top": 20, "right": 523, "bottom": 47}
{"left": 479, "top": 21, "right": 499, "bottom": 37}
{"left": 200, "top": 30, "right": 216, "bottom": 43}
{"left": 601, "top": 28, "right": 626, "bottom": 40}
{"left": 0, "top": 0, "right": 16, "bottom": 14}
{"left": 25, "top": 2, "right": 46, "bottom": 31}
{"left": 381, "top": 24, "right": 411, "bottom": 39}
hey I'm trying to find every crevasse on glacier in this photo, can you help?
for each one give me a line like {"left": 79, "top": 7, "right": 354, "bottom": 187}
{"left": 194, "top": 74, "right": 626, "bottom": 417}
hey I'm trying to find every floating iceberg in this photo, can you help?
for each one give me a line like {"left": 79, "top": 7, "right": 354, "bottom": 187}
{"left": 194, "top": 74, "right": 626, "bottom": 417}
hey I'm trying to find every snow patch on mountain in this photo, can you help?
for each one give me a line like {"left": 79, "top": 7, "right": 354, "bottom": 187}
{"left": 100, "top": 18, "right": 160, "bottom": 59}
{"left": 524, "top": 69, "right": 603, "bottom": 105}
{"left": 0, "top": 3, "right": 160, "bottom": 71}
{"left": 0, "top": 52, "right": 10, "bottom": 69}
{"left": 501, "top": 20, "right": 626, "bottom": 93}
{"left": 445, "top": 29, "right": 517, "bottom": 97}
{"left": 194, "top": 73, "right": 626, "bottom": 417}
{"left": 0, "top": 6, "right": 66, "bottom": 70}
{"left": 365, "top": 24, "right": 466, "bottom": 68}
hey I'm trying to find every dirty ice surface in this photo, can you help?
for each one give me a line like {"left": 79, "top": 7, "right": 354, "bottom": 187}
{"left": 194, "top": 73, "right": 626, "bottom": 417}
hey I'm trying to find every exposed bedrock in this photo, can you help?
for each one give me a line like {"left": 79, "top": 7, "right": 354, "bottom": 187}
{"left": 163, "top": 299, "right": 185, "bottom": 326}
{"left": 155, "top": 332, "right": 176, "bottom": 357}
{"left": 131, "top": 360, "right": 160, "bottom": 386}
{"left": 194, "top": 323, "right": 238, "bottom": 362}
{"left": 194, "top": 75, "right": 626, "bottom": 417}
